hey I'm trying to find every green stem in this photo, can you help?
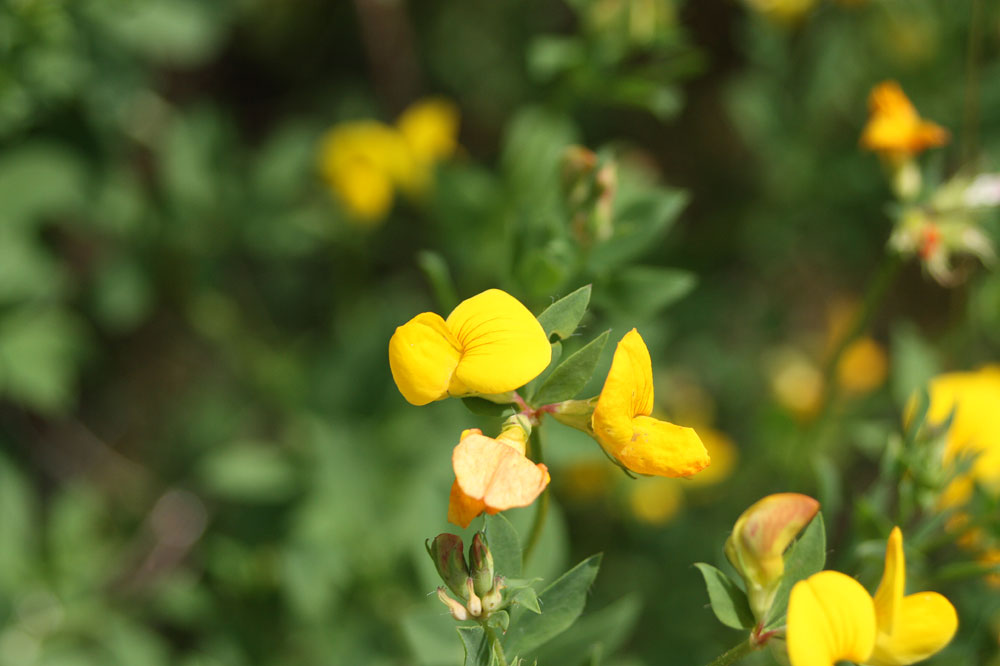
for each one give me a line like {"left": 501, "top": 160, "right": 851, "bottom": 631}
{"left": 809, "top": 253, "right": 902, "bottom": 441}
{"left": 483, "top": 622, "right": 508, "bottom": 666}
{"left": 522, "top": 428, "right": 549, "bottom": 567}
{"left": 704, "top": 638, "right": 758, "bottom": 666}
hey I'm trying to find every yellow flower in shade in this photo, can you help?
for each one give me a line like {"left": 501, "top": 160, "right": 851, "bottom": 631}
{"left": 860, "top": 81, "right": 949, "bottom": 162}
{"left": 627, "top": 478, "right": 684, "bottom": 525}
{"left": 591, "top": 329, "right": 709, "bottom": 477}
{"left": 388, "top": 289, "right": 551, "bottom": 406}
{"left": 923, "top": 366, "right": 1000, "bottom": 506}
{"left": 788, "top": 528, "right": 957, "bottom": 666}
{"left": 827, "top": 298, "right": 888, "bottom": 395}
{"left": 318, "top": 120, "right": 414, "bottom": 223}
{"left": 397, "top": 98, "right": 459, "bottom": 182}
{"left": 447, "top": 427, "right": 550, "bottom": 528}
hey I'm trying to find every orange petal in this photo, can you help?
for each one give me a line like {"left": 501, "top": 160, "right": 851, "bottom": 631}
{"left": 453, "top": 433, "right": 548, "bottom": 512}
{"left": 448, "top": 480, "right": 486, "bottom": 528}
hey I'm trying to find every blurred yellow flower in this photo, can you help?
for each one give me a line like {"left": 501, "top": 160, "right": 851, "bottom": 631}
{"left": 838, "top": 337, "right": 889, "bottom": 395}
{"left": 318, "top": 97, "right": 459, "bottom": 224}
{"left": 788, "top": 528, "right": 957, "bottom": 666}
{"left": 923, "top": 366, "right": 1000, "bottom": 506}
{"left": 766, "top": 347, "right": 824, "bottom": 419}
{"left": 562, "top": 459, "right": 615, "bottom": 503}
{"left": 397, "top": 98, "right": 460, "bottom": 188}
{"left": 448, "top": 427, "right": 550, "bottom": 528}
{"left": 318, "top": 120, "right": 412, "bottom": 223}
{"left": 741, "top": 0, "right": 816, "bottom": 25}
{"left": 388, "top": 289, "right": 551, "bottom": 406}
{"left": 684, "top": 427, "right": 736, "bottom": 487}
{"left": 592, "top": 329, "right": 710, "bottom": 477}
{"left": 627, "top": 478, "right": 684, "bottom": 525}
{"left": 860, "top": 81, "right": 949, "bottom": 163}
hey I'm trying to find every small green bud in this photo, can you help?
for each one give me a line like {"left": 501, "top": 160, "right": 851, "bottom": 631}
{"left": 427, "top": 534, "right": 470, "bottom": 599}
{"left": 470, "top": 532, "right": 495, "bottom": 597}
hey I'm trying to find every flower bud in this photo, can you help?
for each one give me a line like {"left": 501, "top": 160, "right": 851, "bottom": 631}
{"left": 482, "top": 576, "right": 506, "bottom": 613}
{"left": 437, "top": 587, "right": 469, "bottom": 621}
{"left": 550, "top": 398, "right": 598, "bottom": 437}
{"left": 427, "top": 533, "right": 470, "bottom": 599}
{"left": 470, "top": 532, "right": 495, "bottom": 597}
{"left": 725, "top": 493, "right": 820, "bottom": 620}
{"left": 465, "top": 577, "right": 482, "bottom": 617}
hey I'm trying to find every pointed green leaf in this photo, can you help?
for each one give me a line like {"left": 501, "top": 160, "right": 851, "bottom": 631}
{"left": 511, "top": 586, "right": 541, "bottom": 614}
{"left": 766, "top": 512, "right": 827, "bottom": 627}
{"left": 458, "top": 626, "right": 493, "bottom": 666}
{"left": 536, "top": 285, "right": 592, "bottom": 341}
{"left": 531, "top": 331, "right": 609, "bottom": 406}
{"left": 530, "top": 595, "right": 641, "bottom": 666}
{"left": 484, "top": 514, "right": 522, "bottom": 579}
{"left": 504, "top": 554, "right": 602, "bottom": 655}
{"left": 694, "top": 563, "right": 755, "bottom": 630}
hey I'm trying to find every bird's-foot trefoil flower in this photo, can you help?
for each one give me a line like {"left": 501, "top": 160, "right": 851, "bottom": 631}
{"left": 589, "top": 329, "right": 709, "bottom": 477}
{"left": 787, "top": 527, "right": 958, "bottom": 666}
{"left": 726, "top": 493, "right": 820, "bottom": 620}
{"left": 447, "top": 417, "right": 550, "bottom": 528}
{"left": 388, "top": 289, "right": 551, "bottom": 406}
{"left": 860, "top": 81, "right": 949, "bottom": 165}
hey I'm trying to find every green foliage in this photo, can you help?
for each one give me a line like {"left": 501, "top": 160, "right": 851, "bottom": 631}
{"left": 694, "top": 564, "right": 756, "bottom": 631}
{"left": 536, "top": 285, "right": 593, "bottom": 342}
{"left": 532, "top": 330, "right": 609, "bottom": 406}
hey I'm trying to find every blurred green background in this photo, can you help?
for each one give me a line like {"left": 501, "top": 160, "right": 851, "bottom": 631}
{"left": 1, "top": 0, "right": 999, "bottom": 664}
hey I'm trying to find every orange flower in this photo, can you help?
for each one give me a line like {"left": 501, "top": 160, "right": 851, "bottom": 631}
{"left": 447, "top": 426, "right": 550, "bottom": 528}
{"left": 860, "top": 81, "right": 949, "bottom": 162}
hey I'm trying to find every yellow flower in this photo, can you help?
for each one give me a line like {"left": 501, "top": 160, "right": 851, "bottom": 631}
{"left": 388, "top": 289, "right": 551, "bottom": 406}
{"left": 766, "top": 347, "right": 824, "bottom": 419}
{"left": 317, "top": 120, "right": 414, "bottom": 223}
{"left": 788, "top": 528, "right": 957, "bottom": 666}
{"left": 827, "top": 298, "right": 888, "bottom": 395}
{"left": 627, "top": 478, "right": 684, "bottom": 525}
{"left": 591, "top": 329, "right": 709, "bottom": 477}
{"left": 397, "top": 98, "right": 460, "bottom": 184}
{"left": 742, "top": 0, "right": 816, "bottom": 24}
{"left": 860, "top": 81, "right": 949, "bottom": 162}
{"left": 447, "top": 427, "right": 550, "bottom": 528}
{"left": 923, "top": 366, "right": 1000, "bottom": 506}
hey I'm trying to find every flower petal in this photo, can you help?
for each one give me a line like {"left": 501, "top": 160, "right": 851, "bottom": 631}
{"left": 448, "top": 480, "right": 486, "bottom": 529}
{"left": 388, "top": 312, "right": 462, "bottom": 405}
{"left": 617, "top": 416, "right": 709, "bottom": 477}
{"left": 453, "top": 433, "right": 549, "bottom": 513}
{"left": 873, "top": 527, "right": 906, "bottom": 636}
{"left": 788, "top": 571, "right": 876, "bottom": 666}
{"left": 446, "top": 289, "right": 550, "bottom": 396}
{"left": 869, "top": 592, "right": 958, "bottom": 666}
{"left": 592, "top": 329, "right": 655, "bottom": 457}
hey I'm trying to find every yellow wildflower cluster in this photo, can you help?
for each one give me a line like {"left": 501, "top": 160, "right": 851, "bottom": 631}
{"left": 788, "top": 528, "right": 957, "bottom": 666}
{"left": 318, "top": 98, "right": 459, "bottom": 224}
{"left": 388, "top": 288, "right": 710, "bottom": 527}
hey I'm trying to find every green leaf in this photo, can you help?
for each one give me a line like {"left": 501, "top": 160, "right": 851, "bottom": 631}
{"left": 693, "top": 563, "right": 755, "bottom": 630}
{"left": 487, "top": 610, "right": 510, "bottom": 634}
{"left": 766, "top": 512, "right": 827, "bottom": 627}
{"left": 484, "top": 514, "right": 522, "bottom": 579}
{"left": 588, "top": 188, "right": 688, "bottom": 271}
{"left": 522, "top": 342, "right": 563, "bottom": 402}
{"left": 597, "top": 267, "right": 696, "bottom": 320}
{"left": 536, "top": 285, "right": 592, "bottom": 341}
{"left": 417, "top": 251, "right": 459, "bottom": 312}
{"left": 462, "top": 398, "right": 516, "bottom": 418}
{"left": 504, "top": 554, "right": 602, "bottom": 655}
{"left": 511, "top": 586, "right": 541, "bottom": 614}
{"left": 458, "top": 626, "right": 493, "bottom": 666}
{"left": 531, "top": 331, "right": 609, "bottom": 406}
{"left": 530, "top": 595, "right": 641, "bottom": 666}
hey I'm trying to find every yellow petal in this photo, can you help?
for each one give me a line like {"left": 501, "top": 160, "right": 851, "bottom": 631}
{"left": 869, "top": 592, "right": 958, "bottom": 666}
{"left": 453, "top": 433, "right": 549, "bottom": 513}
{"left": 592, "top": 329, "right": 654, "bottom": 453}
{"left": 388, "top": 312, "right": 462, "bottom": 405}
{"left": 873, "top": 527, "right": 906, "bottom": 636}
{"left": 616, "top": 416, "right": 709, "bottom": 477}
{"left": 787, "top": 571, "right": 877, "bottom": 666}
{"left": 445, "top": 289, "right": 550, "bottom": 396}
{"left": 448, "top": 480, "right": 486, "bottom": 528}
